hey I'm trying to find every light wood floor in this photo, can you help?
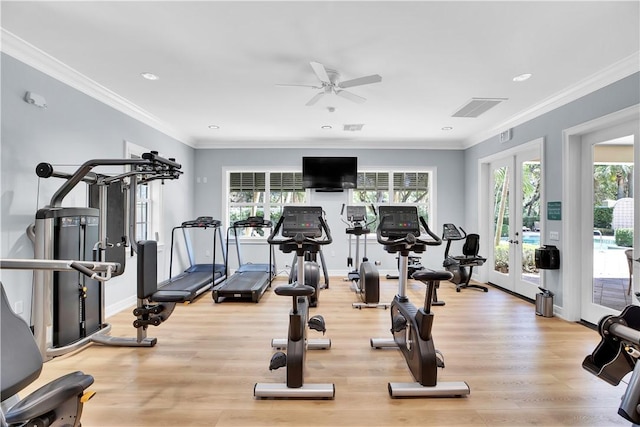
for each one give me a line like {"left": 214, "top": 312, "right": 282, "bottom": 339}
{"left": 22, "top": 276, "right": 632, "bottom": 426}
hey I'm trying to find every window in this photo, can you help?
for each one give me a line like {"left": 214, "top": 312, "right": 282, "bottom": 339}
{"left": 136, "top": 183, "right": 150, "bottom": 240}
{"left": 352, "top": 170, "right": 434, "bottom": 228}
{"left": 126, "top": 141, "right": 163, "bottom": 244}
{"left": 227, "top": 170, "right": 306, "bottom": 237}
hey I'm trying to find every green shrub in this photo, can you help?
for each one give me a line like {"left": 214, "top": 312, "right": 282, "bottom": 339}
{"left": 594, "top": 207, "right": 613, "bottom": 229}
{"left": 615, "top": 228, "right": 633, "bottom": 247}
{"left": 522, "top": 244, "right": 538, "bottom": 273}
{"left": 493, "top": 243, "right": 538, "bottom": 273}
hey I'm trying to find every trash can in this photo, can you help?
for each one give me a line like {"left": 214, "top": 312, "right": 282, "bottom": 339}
{"left": 535, "top": 287, "right": 554, "bottom": 317}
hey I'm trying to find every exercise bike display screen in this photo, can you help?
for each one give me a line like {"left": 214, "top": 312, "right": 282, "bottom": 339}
{"left": 378, "top": 206, "right": 420, "bottom": 237}
{"left": 281, "top": 206, "right": 323, "bottom": 238}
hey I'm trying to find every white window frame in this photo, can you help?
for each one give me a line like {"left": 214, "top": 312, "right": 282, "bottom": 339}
{"left": 350, "top": 167, "right": 437, "bottom": 233}
{"left": 125, "top": 141, "right": 164, "bottom": 245}
{"left": 223, "top": 167, "right": 308, "bottom": 239}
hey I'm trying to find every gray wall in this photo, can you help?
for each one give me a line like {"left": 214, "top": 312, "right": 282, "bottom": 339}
{"left": 2, "top": 49, "right": 639, "bottom": 319}
{"left": 463, "top": 72, "right": 640, "bottom": 306}
{"left": 193, "top": 148, "right": 466, "bottom": 277}
{"left": 1, "top": 53, "right": 195, "bottom": 320}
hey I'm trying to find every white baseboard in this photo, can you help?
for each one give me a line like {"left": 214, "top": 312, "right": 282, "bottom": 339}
{"left": 105, "top": 295, "right": 136, "bottom": 319}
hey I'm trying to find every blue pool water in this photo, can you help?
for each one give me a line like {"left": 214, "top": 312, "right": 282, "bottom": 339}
{"left": 519, "top": 232, "right": 617, "bottom": 248}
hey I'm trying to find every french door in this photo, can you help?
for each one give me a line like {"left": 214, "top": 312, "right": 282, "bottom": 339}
{"left": 487, "top": 144, "right": 542, "bottom": 300}
{"left": 579, "top": 120, "right": 638, "bottom": 324}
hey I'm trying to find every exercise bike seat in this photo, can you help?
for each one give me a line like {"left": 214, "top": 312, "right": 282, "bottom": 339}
{"left": 412, "top": 270, "right": 453, "bottom": 282}
{"left": 274, "top": 284, "right": 315, "bottom": 297}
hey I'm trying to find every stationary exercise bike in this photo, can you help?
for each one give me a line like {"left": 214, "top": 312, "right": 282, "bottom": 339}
{"left": 254, "top": 206, "right": 335, "bottom": 399}
{"left": 442, "top": 223, "right": 488, "bottom": 292}
{"left": 371, "top": 206, "right": 470, "bottom": 398}
{"left": 341, "top": 204, "right": 387, "bottom": 309}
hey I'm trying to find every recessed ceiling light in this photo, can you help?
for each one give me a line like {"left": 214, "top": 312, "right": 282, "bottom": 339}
{"left": 208, "top": 124, "right": 220, "bottom": 129}
{"left": 513, "top": 73, "right": 532, "bottom": 82}
{"left": 441, "top": 126, "right": 453, "bottom": 131}
{"left": 321, "top": 125, "right": 332, "bottom": 129}
{"left": 141, "top": 72, "right": 159, "bottom": 81}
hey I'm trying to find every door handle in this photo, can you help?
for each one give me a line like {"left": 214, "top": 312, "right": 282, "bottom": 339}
{"left": 508, "top": 239, "right": 520, "bottom": 245}
{"left": 635, "top": 257, "right": 640, "bottom": 263}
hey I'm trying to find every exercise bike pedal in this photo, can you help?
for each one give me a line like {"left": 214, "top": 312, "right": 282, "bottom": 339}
{"left": 308, "top": 315, "right": 326, "bottom": 334}
{"left": 269, "top": 352, "right": 287, "bottom": 371}
{"left": 391, "top": 314, "right": 407, "bottom": 333}
{"left": 435, "top": 349, "right": 445, "bottom": 368}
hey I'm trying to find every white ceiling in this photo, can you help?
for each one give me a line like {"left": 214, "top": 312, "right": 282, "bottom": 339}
{"left": 1, "top": 1, "right": 639, "bottom": 149}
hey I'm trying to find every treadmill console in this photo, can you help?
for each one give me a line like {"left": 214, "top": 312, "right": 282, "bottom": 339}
{"left": 281, "top": 206, "right": 323, "bottom": 238}
{"left": 346, "top": 205, "right": 367, "bottom": 223}
{"left": 378, "top": 206, "right": 420, "bottom": 238}
{"left": 234, "top": 216, "right": 272, "bottom": 228}
{"left": 442, "top": 223, "right": 463, "bottom": 240}
{"left": 182, "top": 216, "right": 220, "bottom": 228}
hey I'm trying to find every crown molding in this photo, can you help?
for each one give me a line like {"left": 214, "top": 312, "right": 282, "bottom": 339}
{"left": 463, "top": 51, "right": 640, "bottom": 149}
{"left": 3, "top": 28, "right": 636, "bottom": 152}
{"left": 192, "top": 138, "right": 466, "bottom": 150}
{"left": 1, "top": 29, "right": 194, "bottom": 147}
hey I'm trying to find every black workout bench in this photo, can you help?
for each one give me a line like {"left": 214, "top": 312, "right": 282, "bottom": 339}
{"left": 132, "top": 240, "right": 192, "bottom": 336}
{"left": 92, "top": 240, "right": 191, "bottom": 347}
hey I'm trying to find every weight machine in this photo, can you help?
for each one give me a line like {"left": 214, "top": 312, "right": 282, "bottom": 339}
{"left": 29, "top": 151, "right": 182, "bottom": 359}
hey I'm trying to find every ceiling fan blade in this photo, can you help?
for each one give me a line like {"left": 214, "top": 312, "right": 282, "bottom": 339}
{"left": 338, "top": 74, "right": 382, "bottom": 89}
{"left": 305, "top": 91, "right": 325, "bottom": 106}
{"left": 276, "top": 83, "right": 322, "bottom": 89}
{"left": 336, "top": 90, "right": 366, "bottom": 104}
{"left": 310, "top": 61, "right": 331, "bottom": 83}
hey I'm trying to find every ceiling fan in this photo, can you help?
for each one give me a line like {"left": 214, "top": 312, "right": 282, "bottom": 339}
{"left": 277, "top": 61, "right": 382, "bottom": 106}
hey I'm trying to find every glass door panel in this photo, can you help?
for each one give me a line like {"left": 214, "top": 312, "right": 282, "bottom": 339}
{"left": 487, "top": 144, "right": 542, "bottom": 298}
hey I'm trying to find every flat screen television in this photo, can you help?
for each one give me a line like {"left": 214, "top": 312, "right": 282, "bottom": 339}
{"left": 302, "top": 157, "right": 357, "bottom": 191}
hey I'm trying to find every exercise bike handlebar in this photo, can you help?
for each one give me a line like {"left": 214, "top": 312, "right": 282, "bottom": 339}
{"left": 377, "top": 216, "right": 443, "bottom": 248}
{"left": 267, "top": 214, "right": 333, "bottom": 247}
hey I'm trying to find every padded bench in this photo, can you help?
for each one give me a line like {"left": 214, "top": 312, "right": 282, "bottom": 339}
{"left": 133, "top": 240, "right": 191, "bottom": 329}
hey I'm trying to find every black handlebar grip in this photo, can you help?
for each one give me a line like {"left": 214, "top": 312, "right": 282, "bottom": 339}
{"left": 69, "top": 262, "right": 96, "bottom": 278}
{"left": 35, "top": 162, "right": 54, "bottom": 178}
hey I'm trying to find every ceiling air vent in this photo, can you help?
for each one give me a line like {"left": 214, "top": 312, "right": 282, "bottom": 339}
{"left": 343, "top": 124, "right": 364, "bottom": 131}
{"left": 452, "top": 98, "right": 508, "bottom": 118}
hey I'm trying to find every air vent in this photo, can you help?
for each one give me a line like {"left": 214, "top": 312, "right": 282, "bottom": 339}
{"left": 343, "top": 124, "right": 364, "bottom": 132}
{"left": 452, "top": 98, "right": 508, "bottom": 118}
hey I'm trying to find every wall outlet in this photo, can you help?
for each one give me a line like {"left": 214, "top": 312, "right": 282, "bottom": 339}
{"left": 14, "top": 300, "right": 24, "bottom": 314}
{"left": 205, "top": 250, "right": 211, "bottom": 257}
{"left": 549, "top": 231, "right": 559, "bottom": 241}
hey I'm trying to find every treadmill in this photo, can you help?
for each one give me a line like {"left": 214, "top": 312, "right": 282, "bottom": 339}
{"left": 159, "top": 216, "right": 227, "bottom": 302}
{"left": 212, "top": 216, "right": 276, "bottom": 303}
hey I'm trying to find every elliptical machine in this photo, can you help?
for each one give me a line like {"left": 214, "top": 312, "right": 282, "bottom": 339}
{"left": 371, "top": 206, "right": 470, "bottom": 398}
{"left": 254, "top": 206, "right": 335, "bottom": 399}
{"left": 341, "top": 204, "right": 387, "bottom": 309}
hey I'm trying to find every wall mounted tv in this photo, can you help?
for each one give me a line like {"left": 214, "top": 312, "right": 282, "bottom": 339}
{"left": 302, "top": 157, "right": 357, "bottom": 191}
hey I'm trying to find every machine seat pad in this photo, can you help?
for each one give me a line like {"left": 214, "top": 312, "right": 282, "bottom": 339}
{"left": 149, "top": 290, "right": 192, "bottom": 303}
{"left": 412, "top": 269, "right": 453, "bottom": 282}
{"left": 275, "top": 284, "right": 315, "bottom": 297}
{"left": 5, "top": 371, "right": 93, "bottom": 425}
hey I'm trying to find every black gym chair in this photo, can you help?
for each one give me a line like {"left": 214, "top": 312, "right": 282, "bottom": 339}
{"left": 1, "top": 282, "right": 95, "bottom": 427}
